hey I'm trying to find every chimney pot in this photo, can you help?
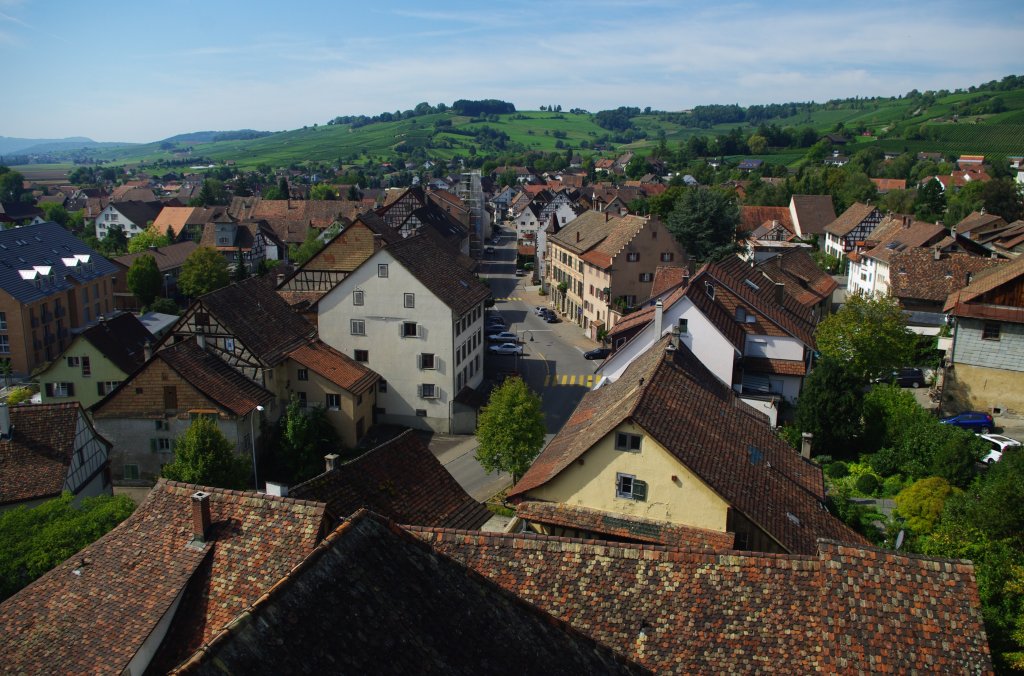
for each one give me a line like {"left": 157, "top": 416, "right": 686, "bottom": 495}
{"left": 143, "top": 339, "right": 153, "bottom": 361}
{"left": 196, "top": 333, "right": 206, "bottom": 350}
{"left": 264, "top": 481, "right": 288, "bottom": 497}
{"left": 800, "top": 432, "right": 813, "bottom": 460}
{"left": 325, "top": 453, "right": 340, "bottom": 472}
{"left": 0, "top": 403, "right": 11, "bottom": 439}
{"left": 654, "top": 299, "right": 664, "bottom": 337}
{"left": 191, "top": 491, "right": 211, "bottom": 543}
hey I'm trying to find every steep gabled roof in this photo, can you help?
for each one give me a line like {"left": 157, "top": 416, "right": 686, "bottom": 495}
{"left": 649, "top": 265, "right": 688, "bottom": 299}
{"left": 549, "top": 210, "right": 619, "bottom": 254}
{"left": 290, "top": 430, "right": 491, "bottom": 529}
{"left": 108, "top": 199, "right": 162, "bottom": 226}
{"left": 171, "top": 511, "right": 645, "bottom": 675}
{"left": 76, "top": 312, "right": 153, "bottom": 375}
{"left": 789, "top": 194, "right": 836, "bottom": 235}
{"left": 740, "top": 205, "right": 791, "bottom": 234}
{"left": 113, "top": 240, "right": 198, "bottom": 273}
{"left": 0, "top": 480, "right": 326, "bottom": 675}
{"left": 756, "top": 249, "right": 837, "bottom": 308}
{"left": 193, "top": 276, "right": 315, "bottom": 366}
{"left": 410, "top": 529, "right": 991, "bottom": 673}
{"left": 890, "top": 250, "right": 1005, "bottom": 303}
{"left": 384, "top": 234, "right": 490, "bottom": 316}
{"left": 510, "top": 338, "right": 862, "bottom": 554}
{"left": 860, "top": 219, "right": 947, "bottom": 263}
{"left": 0, "top": 402, "right": 94, "bottom": 506}
{"left": 287, "top": 340, "right": 379, "bottom": 395}
{"left": 824, "top": 202, "right": 881, "bottom": 237}
{"left": 945, "top": 253, "right": 1024, "bottom": 316}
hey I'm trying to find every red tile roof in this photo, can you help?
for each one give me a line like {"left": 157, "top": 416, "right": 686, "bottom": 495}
{"left": 510, "top": 338, "right": 864, "bottom": 554}
{"left": 945, "top": 253, "right": 1024, "bottom": 317}
{"left": 824, "top": 202, "right": 881, "bottom": 237}
{"left": 890, "top": 250, "right": 1006, "bottom": 303}
{"left": 755, "top": 248, "right": 837, "bottom": 308}
{"left": 288, "top": 340, "right": 379, "bottom": 395}
{"left": 789, "top": 194, "right": 836, "bottom": 236}
{"left": 870, "top": 177, "right": 907, "bottom": 192}
{"left": 290, "top": 430, "right": 491, "bottom": 529}
{"left": 649, "top": 265, "right": 688, "bottom": 299}
{"left": 114, "top": 240, "right": 199, "bottom": 273}
{"left": 408, "top": 529, "right": 991, "bottom": 673}
{"left": 0, "top": 480, "right": 326, "bottom": 675}
{"left": 740, "top": 206, "right": 791, "bottom": 234}
{"left": 0, "top": 403, "right": 100, "bottom": 506}
{"left": 743, "top": 357, "right": 807, "bottom": 376}
{"left": 516, "top": 500, "right": 735, "bottom": 549}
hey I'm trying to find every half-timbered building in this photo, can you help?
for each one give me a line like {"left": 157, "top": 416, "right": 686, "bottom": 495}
{"left": 0, "top": 401, "right": 112, "bottom": 511}
{"left": 822, "top": 202, "right": 884, "bottom": 260}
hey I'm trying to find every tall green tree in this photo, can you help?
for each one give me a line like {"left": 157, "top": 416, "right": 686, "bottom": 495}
{"left": 126, "top": 226, "right": 171, "bottom": 253}
{"left": 275, "top": 395, "right": 341, "bottom": 482}
{"left": 476, "top": 377, "right": 546, "bottom": 484}
{"left": 126, "top": 253, "right": 161, "bottom": 307}
{"left": 162, "top": 416, "right": 251, "bottom": 489}
{"left": 39, "top": 202, "right": 69, "bottom": 227}
{"left": 309, "top": 183, "right": 337, "bottom": 200}
{"left": 665, "top": 187, "right": 741, "bottom": 263}
{"left": 914, "top": 178, "right": 947, "bottom": 221}
{"left": 0, "top": 492, "right": 136, "bottom": 601}
{"left": 97, "top": 224, "right": 128, "bottom": 256}
{"left": 178, "top": 246, "right": 230, "bottom": 298}
{"left": 795, "top": 357, "right": 865, "bottom": 457}
{"left": 815, "top": 293, "right": 916, "bottom": 381}
{"left": 0, "top": 166, "right": 26, "bottom": 202}
{"left": 982, "top": 178, "right": 1024, "bottom": 223}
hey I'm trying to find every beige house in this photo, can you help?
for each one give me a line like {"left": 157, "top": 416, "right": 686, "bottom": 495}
{"left": 509, "top": 336, "right": 865, "bottom": 555}
{"left": 546, "top": 211, "right": 686, "bottom": 340}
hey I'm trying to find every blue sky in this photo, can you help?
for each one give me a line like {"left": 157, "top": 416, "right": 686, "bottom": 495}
{"left": 2, "top": 0, "right": 1022, "bottom": 143}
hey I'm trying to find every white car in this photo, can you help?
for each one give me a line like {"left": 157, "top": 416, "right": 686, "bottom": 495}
{"left": 977, "top": 434, "right": 1021, "bottom": 464}
{"left": 533, "top": 306, "right": 548, "bottom": 316}
{"left": 489, "top": 342, "right": 523, "bottom": 355}
{"left": 487, "top": 331, "right": 518, "bottom": 343}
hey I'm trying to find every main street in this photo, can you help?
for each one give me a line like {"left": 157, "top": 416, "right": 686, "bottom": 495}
{"left": 481, "top": 230, "right": 599, "bottom": 432}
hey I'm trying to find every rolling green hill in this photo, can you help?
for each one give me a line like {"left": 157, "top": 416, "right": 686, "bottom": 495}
{"left": 29, "top": 76, "right": 1024, "bottom": 170}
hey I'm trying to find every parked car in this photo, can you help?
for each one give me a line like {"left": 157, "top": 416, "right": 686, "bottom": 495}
{"left": 489, "top": 342, "right": 524, "bottom": 355}
{"left": 486, "top": 317, "right": 506, "bottom": 328}
{"left": 533, "top": 306, "right": 548, "bottom": 316}
{"left": 485, "top": 246, "right": 495, "bottom": 255}
{"left": 487, "top": 331, "right": 518, "bottom": 343}
{"left": 543, "top": 313, "right": 560, "bottom": 323}
{"left": 940, "top": 411, "right": 995, "bottom": 433}
{"left": 584, "top": 347, "right": 611, "bottom": 360}
{"left": 976, "top": 434, "right": 1021, "bottom": 464}
{"left": 515, "top": 269, "right": 525, "bottom": 277}
{"left": 872, "top": 367, "right": 926, "bottom": 388}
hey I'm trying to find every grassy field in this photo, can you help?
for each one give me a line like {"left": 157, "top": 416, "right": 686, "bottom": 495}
{"left": 25, "top": 81, "right": 1023, "bottom": 170}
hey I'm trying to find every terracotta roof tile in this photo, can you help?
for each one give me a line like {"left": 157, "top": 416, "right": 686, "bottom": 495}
{"left": 290, "top": 430, "right": 491, "bottom": 529}
{"left": 114, "top": 240, "right": 199, "bottom": 273}
{"left": 0, "top": 403, "right": 94, "bottom": 506}
{"left": 824, "top": 202, "right": 882, "bottom": 237}
{"left": 0, "top": 480, "right": 326, "bottom": 675}
{"left": 945, "top": 253, "right": 1024, "bottom": 316}
{"left": 287, "top": 340, "right": 379, "bottom": 395}
{"left": 870, "top": 177, "right": 907, "bottom": 192}
{"left": 756, "top": 249, "right": 837, "bottom": 308}
{"left": 740, "top": 206, "right": 791, "bottom": 233}
{"left": 649, "top": 265, "right": 688, "bottom": 299}
{"left": 171, "top": 512, "right": 645, "bottom": 675}
{"left": 408, "top": 529, "right": 991, "bottom": 673}
{"left": 861, "top": 219, "right": 947, "bottom": 263}
{"left": 789, "top": 194, "right": 836, "bottom": 235}
{"left": 890, "top": 250, "right": 1006, "bottom": 303}
{"left": 516, "top": 501, "right": 735, "bottom": 549}
{"left": 743, "top": 357, "right": 807, "bottom": 376}
{"left": 384, "top": 234, "right": 490, "bottom": 316}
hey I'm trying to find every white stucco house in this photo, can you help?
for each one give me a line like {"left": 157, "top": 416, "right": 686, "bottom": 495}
{"left": 317, "top": 233, "right": 491, "bottom": 433}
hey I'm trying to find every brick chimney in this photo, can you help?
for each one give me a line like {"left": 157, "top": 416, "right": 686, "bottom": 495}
{"left": 191, "top": 491, "right": 211, "bottom": 543}
{"left": 325, "top": 453, "right": 340, "bottom": 472}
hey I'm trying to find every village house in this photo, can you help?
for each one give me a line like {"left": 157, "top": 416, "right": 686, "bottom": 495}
{"left": 0, "top": 221, "right": 121, "bottom": 377}
{"left": 37, "top": 312, "right": 152, "bottom": 409}
{"left": 317, "top": 233, "right": 490, "bottom": 433}
{"left": 112, "top": 240, "right": 198, "bottom": 309}
{"left": 846, "top": 215, "right": 948, "bottom": 297}
{"left": 0, "top": 402, "right": 111, "bottom": 512}
{"left": 822, "top": 202, "right": 884, "bottom": 260}
{"left": 93, "top": 200, "right": 163, "bottom": 240}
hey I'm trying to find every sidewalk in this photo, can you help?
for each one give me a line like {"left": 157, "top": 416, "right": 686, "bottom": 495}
{"left": 513, "top": 280, "right": 600, "bottom": 354}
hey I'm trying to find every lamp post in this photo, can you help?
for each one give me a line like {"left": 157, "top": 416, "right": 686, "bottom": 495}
{"left": 250, "top": 404, "right": 264, "bottom": 490}
{"left": 163, "top": 273, "right": 171, "bottom": 299}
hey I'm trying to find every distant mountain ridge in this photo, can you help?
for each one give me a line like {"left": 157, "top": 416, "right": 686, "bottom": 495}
{"left": 0, "top": 135, "right": 97, "bottom": 155}
{"left": 161, "top": 130, "right": 273, "bottom": 143}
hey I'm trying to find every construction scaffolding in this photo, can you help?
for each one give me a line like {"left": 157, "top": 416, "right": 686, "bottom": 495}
{"left": 458, "top": 170, "right": 487, "bottom": 258}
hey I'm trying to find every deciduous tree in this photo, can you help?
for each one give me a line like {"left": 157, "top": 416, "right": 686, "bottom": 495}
{"left": 475, "top": 377, "right": 546, "bottom": 484}
{"left": 665, "top": 187, "right": 741, "bottom": 263}
{"left": 178, "top": 246, "right": 229, "bottom": 298}
{"left": 161, "top": 416, "right": 250, "bottom": 489}
{"left": 794, "top": 357, "right": 864, "bottom": 457}
{"left": 894, "top": 477, "right": 960, "bottom": 535}
{"left": 126, "top": 253, "right": 161, "bottom": 307}
{"left": 127, "top": 226, "right": 170, "bottom": 253}
{"left": 815, "top": 293, "right": 916, "bottom": 381}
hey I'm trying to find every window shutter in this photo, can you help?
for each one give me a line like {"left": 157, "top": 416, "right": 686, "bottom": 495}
{"left": 66, "top": 383, "right": 74, "bottom": 396}
{"left": 97, "top": 383, "right": 104, "bottom": 396}
{"left": 632, "top": 480, "right": 648, "bottom": 501}
{"left": 417, "top": 324, "right": 424, "bottom": 338}
{"left": 45, "top": 383, "right": 53, "bottom": 397}
{"left": 417, "top": 384, "right": 422, "bottom": 397}
{"left": 416, "top": 354, "right": 422, "bottom": 369}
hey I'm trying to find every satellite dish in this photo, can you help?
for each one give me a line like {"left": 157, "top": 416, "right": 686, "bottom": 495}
{"left": 895, "top": 530, "right": 905, "bottom": 551}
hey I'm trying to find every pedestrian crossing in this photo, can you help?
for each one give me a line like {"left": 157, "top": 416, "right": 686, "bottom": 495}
{"left": 544, "top": 374, "right": 596, "bottom": 388}
{"left": 493, "top": 297, "right": 523, "bottom": 302}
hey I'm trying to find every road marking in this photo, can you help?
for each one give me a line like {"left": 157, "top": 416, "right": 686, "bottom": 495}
{"left": 494, "top": 297, "right": 523, "bottom": 302}
{"left": 544, "top": 374, "right": 596, "bottom": 388}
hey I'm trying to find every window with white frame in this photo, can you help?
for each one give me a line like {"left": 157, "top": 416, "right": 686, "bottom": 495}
{"left": 123, "top": 464, "right": 139, "bottom": 480}
{"left": 0, "top": 312, "right": 6, "bottom": 331}
{"left": 616, "top": 473, "right": 647, "bottom": 501}
{"left": 377, "top": 264, "right": 388, "bottom": 278}
{"left": 326, "top": 393, "right": 341, "bottom": 410}
{"left": 639, "top": 273, "right": 653, "bottom": 283}
{"left": 404, "top": 293, "right": 415, "bottom": 308}
{"left": 678, "top": 318, "right": 688, "bottom": 334}
{"left": 0, "top": 335, "right": 7, "bottom": 353}
{"left": 353, "top": 290, "right": 364, "bottom": 306}
{"left": 626, "top": 252, "right": 639, "bottom": 262}
{"left": 297, "top": 391, "right": 307, "bottom": 408}
{"left": 660, "top": 252, "right": 674, "bottom": 262}
{"left": 615, "top": 432, "right": 642, "bottom": 452}
{"left": 402, "top": 322, "right": 419, "bottom": 338}
{"left": 351, "top": 319, "right": 366, "bottom": 335}
{"left": 297, "top": 368, "right": 308, "bottom": 381}
{"left": 97, "top": 381, "right": 120, "bottom": 396}
{"left": 354, "top": 349, "right": 369, "bottom": 362}
{"left": 419, "top": 383, "right": 438, "bottom": 399}
{"left": 419, "top": 353, "right": 436, "bottom": 369}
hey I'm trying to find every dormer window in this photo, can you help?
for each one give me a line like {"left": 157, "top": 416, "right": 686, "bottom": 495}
{"left": 705, "top": 281, "right": 715, "bottom": 299}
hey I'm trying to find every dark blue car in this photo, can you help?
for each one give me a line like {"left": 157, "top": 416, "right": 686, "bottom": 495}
{"left": 940, "top": 411, "right": 995, "bottom": 433}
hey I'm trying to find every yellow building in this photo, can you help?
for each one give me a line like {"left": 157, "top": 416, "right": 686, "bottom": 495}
{"left": 508, "top": 336, "right": 866, "bottom": 555}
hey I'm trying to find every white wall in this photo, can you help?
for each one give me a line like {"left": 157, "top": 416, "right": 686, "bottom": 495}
{"left": 743, "top": 335, "right": 804, "bottom": 360}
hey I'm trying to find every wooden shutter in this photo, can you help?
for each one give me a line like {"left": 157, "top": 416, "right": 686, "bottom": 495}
{"left": 632, "top": 480, "right": 648, "bottom": 502}
{"left": 45, "top": 383, "right": 53, "bottom": 397}
{"left": 66, "top": 382, "right": 74, "bottom": 396}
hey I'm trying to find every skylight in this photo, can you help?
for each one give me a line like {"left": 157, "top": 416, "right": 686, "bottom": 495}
{"left": 743, "top": 279, "right": 759, "bottom": 291}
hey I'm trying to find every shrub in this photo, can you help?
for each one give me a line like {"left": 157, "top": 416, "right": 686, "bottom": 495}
{"left": 826, "top": 461, "right": 850, "bottom": 479}
{"left": 855, "top": 473, "right": 880, "bottom": 495}
{"left": 894, "top": 477, "right": 960, "bottom": 534}
{"left": 882, "top": 474, "right": 910, "bottom": 497}
{"left": 5, "top": 387, "right": 32, "bottom": 405}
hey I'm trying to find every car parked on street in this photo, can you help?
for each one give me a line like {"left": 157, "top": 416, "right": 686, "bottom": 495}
{"left": 487, "top": 331, "right": 518, "bottom": 343}
{"left": 940, "top": 411, "right": 995, "bottom": 433}
{"left": 976, "top": 433, "right": 1021, "bottom": 464}
{"left": 515, "top": 269, "right": 525, "bottom": 277}
{"left": 542, "top": 313, "right": 560, "bottom": 323}
{"left": 584, "top": 347, "right": 611, "bottom": 360}
{"left": 872, "top": 367, "right": 927, "bottom": 388}
{"left": 534, "top": 306, "right": 548, "bottom": 316}
{"left": 489, "top": 342, "right": 524, "bottom": 355}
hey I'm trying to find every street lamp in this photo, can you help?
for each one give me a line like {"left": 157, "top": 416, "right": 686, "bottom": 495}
{"left": 163, "top": 273, "right": 171, "bottom": 299}
{"left": 250, "top": 404, "right": 264, "bottom": 490}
